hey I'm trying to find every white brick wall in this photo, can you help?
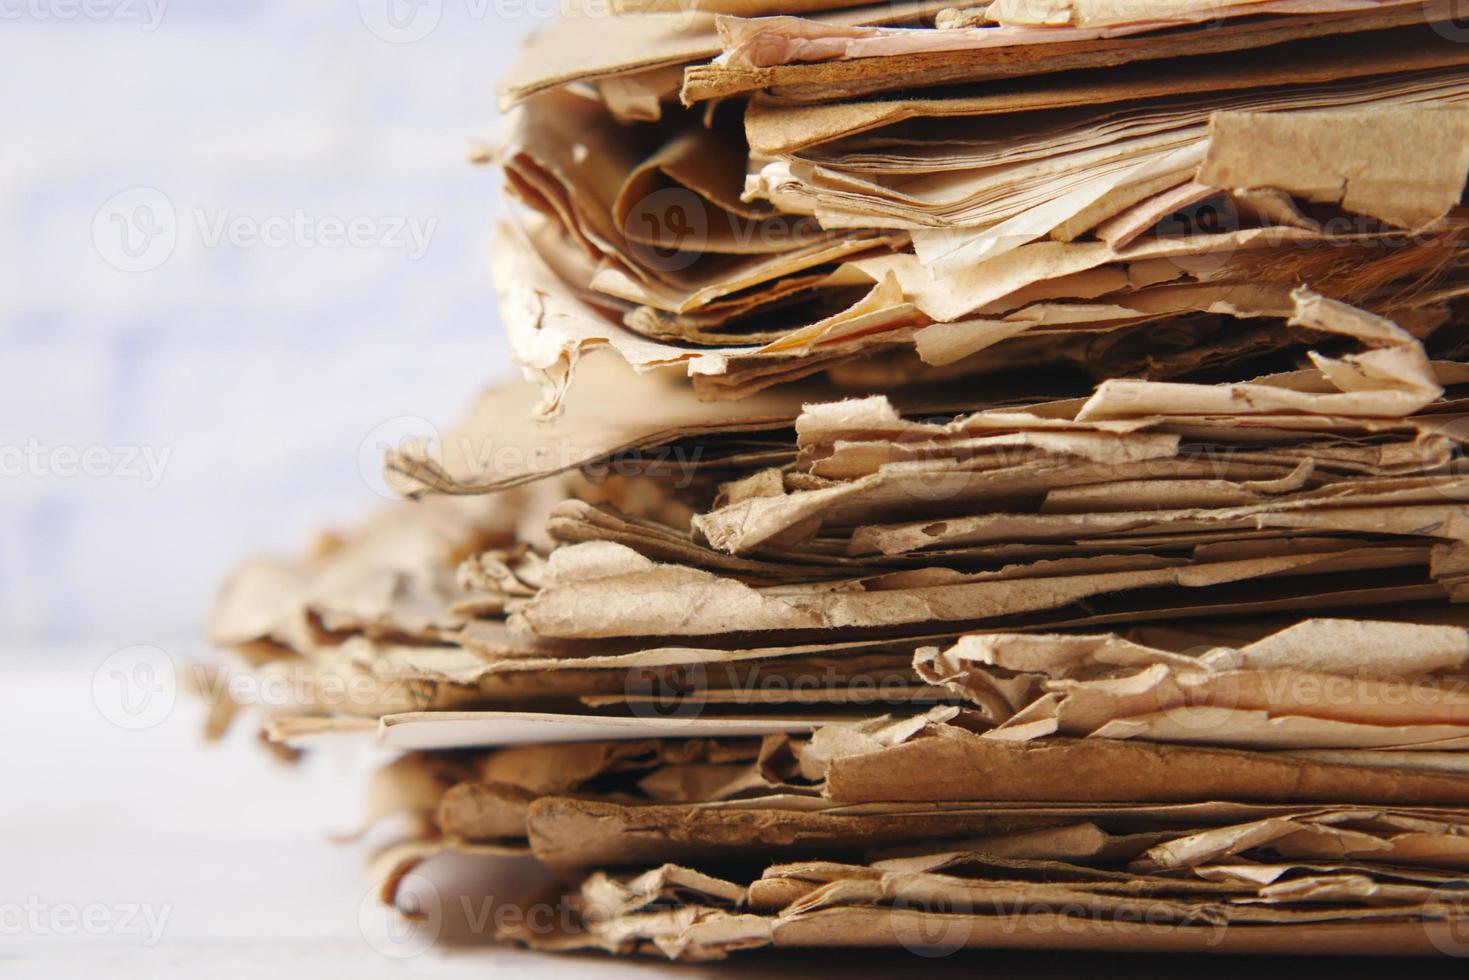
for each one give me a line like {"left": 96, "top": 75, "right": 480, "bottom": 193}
{"left": 0, "top": 1, "right": 550, "bottom": 650}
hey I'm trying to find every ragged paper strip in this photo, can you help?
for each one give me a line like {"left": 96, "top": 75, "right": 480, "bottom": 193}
{"left": 1198, "top": 107, "right": 1469, "bottom": 229}
{"left": 915, "top": 619, "right": 1469, "bottom": 749}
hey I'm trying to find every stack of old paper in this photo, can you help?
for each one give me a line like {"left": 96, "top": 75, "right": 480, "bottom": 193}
{"left": 487, "top": 0, "right": 1469, "bottom": 412}
{"left": 207, "top": 0, "right": 1469, "bottom": 961}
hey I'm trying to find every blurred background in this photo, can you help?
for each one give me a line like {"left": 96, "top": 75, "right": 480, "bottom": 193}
{"left": 0, "top": 5, "right": 576, "bottom": 975}
{"left": 3, "top": 0, "right": 540, "bottom": 655}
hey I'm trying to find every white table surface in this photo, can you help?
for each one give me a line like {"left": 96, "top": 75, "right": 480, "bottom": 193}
{"left": 1, "top": 650, "right": 699, "bottom": 978}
